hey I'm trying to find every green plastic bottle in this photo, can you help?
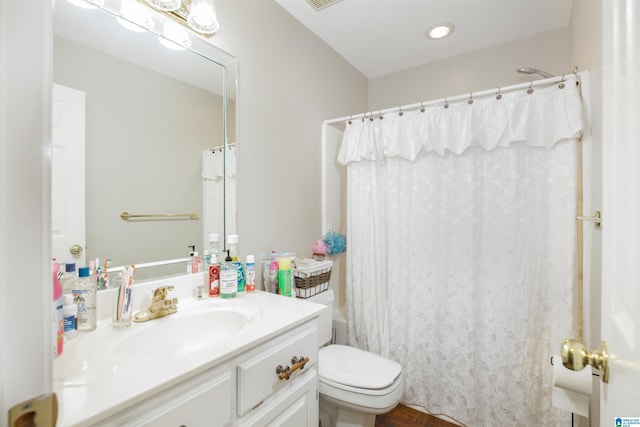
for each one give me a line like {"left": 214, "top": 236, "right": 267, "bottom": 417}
{"left": 278, "top": 257, "right": 292, "bottom": 297}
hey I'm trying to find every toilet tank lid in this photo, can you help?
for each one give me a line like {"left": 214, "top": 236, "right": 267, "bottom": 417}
{"left": 319, "top": 345, "right": 402, "bottom": 389}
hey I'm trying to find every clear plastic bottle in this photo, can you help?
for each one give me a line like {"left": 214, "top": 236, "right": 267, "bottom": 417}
{"left": 227, "top": 234, "right": 245, "bottom": 291}
{"left": 204, "top": 233, "right": 221, "bottom": 269}
{"left": 73, "top": 266, "right": 97, "bottom": 331}
{"left": 220, "top": 250, "right": 237, "bottom": 299}
{"left": 268, "top": 259, "right": 279, "bottom": 293}
{"left": 62, "top": 262, "right": 77, "bottom": 294}
{"left": 208, "top": 233, "right": 220, "bottom": 258}
{"left": 245, "top": 255, "right": 256, "bottom": 292}
{"left": 187, "top": 246, "right": 202, "bottom": 273}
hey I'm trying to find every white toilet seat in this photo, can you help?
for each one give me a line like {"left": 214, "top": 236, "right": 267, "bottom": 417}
{"left": 319, "top": 344, "right": 402, "bottom": 389}
{"left": 318, "top": 344, "right": 404, "bottom": 414}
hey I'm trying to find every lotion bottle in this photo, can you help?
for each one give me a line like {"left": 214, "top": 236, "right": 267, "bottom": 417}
{"left": 63, "top": 294, "right": 78, "bottom": 339}
{"left": 227, "top": 234, "right": 245, "bottom": 291}
{"left": 188, "top": 245, "right": 202, "bottom": 273}
{"left": 208, "top": 254, "right": 220, "bottom": 297}
{"left": 220, "top": 250, "right": 237, "bottom": 299}
{"left": 245, "top": 255, "right": 256, "bottom": 292}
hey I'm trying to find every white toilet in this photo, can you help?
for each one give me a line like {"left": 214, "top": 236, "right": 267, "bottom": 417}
{"left": 306, "top": 290, "right": 404, "bottom": 427}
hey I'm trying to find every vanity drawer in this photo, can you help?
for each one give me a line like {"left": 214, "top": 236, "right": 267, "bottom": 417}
{"left": 237, "top": 322, "right": 318, "bottom": 416}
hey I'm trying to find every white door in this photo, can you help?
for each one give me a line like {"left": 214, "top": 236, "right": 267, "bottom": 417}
{"left": 52, "top": 83, "right": 86, "bottom": 266}
{"left": 600, "top": 0, "right": 640, "bottom": 423}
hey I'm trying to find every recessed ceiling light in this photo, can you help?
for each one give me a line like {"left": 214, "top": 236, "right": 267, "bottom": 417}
{"left": 426, "top": 23, "right": 455, "bottom": 40}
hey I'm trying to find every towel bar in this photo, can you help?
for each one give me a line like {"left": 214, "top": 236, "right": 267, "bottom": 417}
{"left": 120, "top": 211, "right": 199, "bottom": 221}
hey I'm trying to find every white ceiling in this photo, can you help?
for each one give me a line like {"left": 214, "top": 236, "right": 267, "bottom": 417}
{"left": 274, "top": 0, "right": 575, "bottom": 79}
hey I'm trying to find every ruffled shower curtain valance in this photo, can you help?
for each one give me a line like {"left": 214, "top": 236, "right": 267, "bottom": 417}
{"left": 337, "top": 76, "right": 586, "bottom": 426}
{"left": 338, "top": 80, "right": 584, "bottom": 164}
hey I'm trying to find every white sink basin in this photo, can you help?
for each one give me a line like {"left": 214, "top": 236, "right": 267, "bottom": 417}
{"left": 114, "top": 308, "right": 252, "bottom": 362}
{"left": 70, "top": 300, "right": 261, "bottom": 370}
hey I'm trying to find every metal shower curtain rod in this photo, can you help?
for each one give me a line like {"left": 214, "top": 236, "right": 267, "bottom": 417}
{"left": 324, "top": 72, "right": 580, "bottom": 125}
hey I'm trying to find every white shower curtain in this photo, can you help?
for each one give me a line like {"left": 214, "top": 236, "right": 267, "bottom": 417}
{"left": 338, "top": 76, "right": 585, "bottom": 426}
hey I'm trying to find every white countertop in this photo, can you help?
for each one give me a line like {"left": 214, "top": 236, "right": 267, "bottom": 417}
{"left": 54, "top": 290, "right": 324, "bottom": 426}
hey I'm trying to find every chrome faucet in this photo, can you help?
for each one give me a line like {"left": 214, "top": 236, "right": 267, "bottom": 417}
{"left": 133, "top": 286, "right": 178, "bottom": 323}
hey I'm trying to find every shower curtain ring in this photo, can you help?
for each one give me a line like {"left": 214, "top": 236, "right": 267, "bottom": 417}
{"left": 527, "top": 82, "right": 534, "bottom": 94}
{"left": 443, "top": 97, "right": 449, "bottom": 109}
{"left": 379, "top": 110, "right": 384, "bottom": 120}
{"left": 496, "top": 87, "right": 502, "bottom": 100}
{"left": 398, "top": 106, "right": 404, "bottom": 116}
{"left": 558, "top": 74, "right": 566, "bottom": 89}
{"left": 348, "top": 115, "right": 353, "bottom": 125}
{"left": 467, "top": 93, "right": 474, "bottom": 105}
{"left": 369, "top": 112, "right": 374, "bottom": 121}
{"left": 420, "top": 101, "right": 425, "bottom": 113}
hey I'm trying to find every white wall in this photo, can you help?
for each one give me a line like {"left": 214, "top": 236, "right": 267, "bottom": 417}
{"left": 369, "top": 28, "right": 571, "bottom": 110}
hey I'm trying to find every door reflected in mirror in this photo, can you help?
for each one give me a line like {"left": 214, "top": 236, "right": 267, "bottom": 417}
{"left": 52, "top": 0, "right": 237, "bottom": 281}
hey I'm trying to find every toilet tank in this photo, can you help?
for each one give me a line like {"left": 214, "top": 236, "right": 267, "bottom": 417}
{"left": 303, "top": 290, "right": 334, "bottom": 346}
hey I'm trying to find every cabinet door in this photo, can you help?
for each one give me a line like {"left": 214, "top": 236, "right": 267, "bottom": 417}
{"left": 118, "top": 371, "right": 232, "bottom": 427}
{"left": 238, "top": 369, "right": 318, "bottom": 427}
{"left": 264, "top": 386, "right": 315, "bottom": 427}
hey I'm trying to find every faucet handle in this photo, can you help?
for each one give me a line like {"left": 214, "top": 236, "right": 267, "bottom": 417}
{"left": 152, "top": 285, "right": 175, "bottom": 301}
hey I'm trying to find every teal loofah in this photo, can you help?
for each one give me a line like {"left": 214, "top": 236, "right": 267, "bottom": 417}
{"left": 324, "top": 232, "right": 346, "bottom": 254}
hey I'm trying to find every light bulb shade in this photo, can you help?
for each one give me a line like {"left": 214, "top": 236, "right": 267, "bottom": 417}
{"left": 144, "top": 0, "right": 180, "bottom": 12}
{"left": 187, "top": 0, "right": 220, "bottom": 34}
{"left": 159, "top": 21, "right": 192, "bottom": 50}
{"left": 118, "top": 1, "right": 154, "bottom": 32}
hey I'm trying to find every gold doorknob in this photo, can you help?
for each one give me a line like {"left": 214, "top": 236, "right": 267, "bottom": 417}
{"left": 69, "top": 244, "right": 83, "bottom": 255}
{"left": 561, "top": 338, "right": 609, "bottom": 383}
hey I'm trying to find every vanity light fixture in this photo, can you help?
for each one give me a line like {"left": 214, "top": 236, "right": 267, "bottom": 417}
{"left": 139, "top": 0, "right": 220, "bottom": 36}
{"left": 144, "top": 0, "right": 181, "bottom": 12}
{"left": 117, "top": 1, "right": 155, "bottom": 32}
{"left": 159, "top": 20, "right": 192, "bottom": 50}
{"left": 67, "top": 0, "right": 105, "bottom": 9}
{"left": 425, "top": 22, "right": 455, "bottom": 40}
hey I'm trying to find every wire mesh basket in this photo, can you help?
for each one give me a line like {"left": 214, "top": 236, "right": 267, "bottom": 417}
{"left": 293, "top": 260, "right": 332, "bottom": 299}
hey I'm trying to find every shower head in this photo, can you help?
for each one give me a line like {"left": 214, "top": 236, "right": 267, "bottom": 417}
{"left": 516, "top": 67, "right": 554, "bottom": 79}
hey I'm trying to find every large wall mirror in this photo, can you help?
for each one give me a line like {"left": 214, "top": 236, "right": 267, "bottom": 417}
{"left": 52, "top": 0, "right": 237, "bottom": 281}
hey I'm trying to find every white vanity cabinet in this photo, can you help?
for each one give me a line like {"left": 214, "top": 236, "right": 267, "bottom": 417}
{"left": 91, "top": 318, "right": 319, "bottom": 427}
{"left": 56, "top": 290, "right": 326, "bottom": 427}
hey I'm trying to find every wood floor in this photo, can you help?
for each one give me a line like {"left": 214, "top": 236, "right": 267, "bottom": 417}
{"left": 375, "top": 404, "right": 458, "bottom": 427}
